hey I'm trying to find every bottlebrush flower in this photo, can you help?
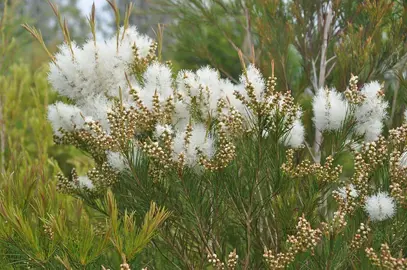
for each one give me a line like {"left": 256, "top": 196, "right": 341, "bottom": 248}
{"left": 173, "top": 124, "right": 215, "bottom": 167}
{"left": 354, "top": 82, "right": 388, "bottom": 142}
{"left": 106, "top": 151, "right": 128, "bottom": 172}
{"left": 188, "top": 124, "right": 215, "bottom": 160}
{"left": 140, "top": 62, "right": 174, "bottom": 109}
{"left": 195, "top": 66, "right": 233, "bottom": 118}
{"left": 77, "top": 176, "right": 94, "bottom": 190}
{"left": 47, "top": 102, "right": 85, "bottom": 136}
{"left": 283, "top": 118, "right": 305, "bottom": 148}
{"left": 154, "top": 124, "right": 174, "bottom": 138}
{"left": 48, "top": 26, "right": 153, "bottom": 101}
{"left": 337, "top": 184, "right": 358, "bottom": 199}
{"left": 364, "top": 192, "right": 396, "bottom": 222}
{"left": 176, "top": 66, "right": 241, "bottom": 120}
{"left": 398, "top": 151, "right": 407, "bottom": 168}
{"left": 196, "top": 66, "right": 222, "bottom": 95}
{"left": 176, "top": 70, "right": 200, "bottom": 98}
{"left": 239, "top": 64, "right": 265, "bottom": 101}
{"left": 48, "top": 42, "right": 82, "bottom": 100}
{"left": 117, "top": 26, "right": 153, "bottom": 60}
{"left": 173, "top": 101, "right": 190, "bottom": 130}
{"left": 79, "top": 94, "right": 113, "bottom": 132}
{"left": 312, "top": 87, "right": 348, "bottom": 132}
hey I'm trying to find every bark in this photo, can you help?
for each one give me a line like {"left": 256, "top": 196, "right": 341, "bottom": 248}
{"left": 313, "top": 6, "right": 334, "bottom": 163}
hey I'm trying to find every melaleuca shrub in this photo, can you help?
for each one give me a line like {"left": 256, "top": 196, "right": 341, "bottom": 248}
{"left": 42, "top": 10, "right": 407, "bottom": 270}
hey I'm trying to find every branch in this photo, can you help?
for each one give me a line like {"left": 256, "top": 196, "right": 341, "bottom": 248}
{"left": 325, "top": 62, "right": 336, "bottom": 80}
{"left": 311, "top": 58, "right": 319, "bottom": 92}
{"left": 318, "top": 6, "right": 334, "bottom": 88}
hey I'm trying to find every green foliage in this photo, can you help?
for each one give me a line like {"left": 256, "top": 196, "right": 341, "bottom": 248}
{"left": 0, "top": 3, "right": 170, "bottom": 269}
{"left": 107, "top": 191, "right": 170, "bottom": 262}
{"left": 0, "top": 65, "right": 169, "bottom": 268}
{"left": 30, "top": 1, "right": 407, "bottom": 268}
{"left": 2, "top": 0, "right": 407, "bottom": 269}
{"left": 157, "top": 1, "right": 245, "bottom": 79}
{"left": 159, "top": 0, "right": 407, "bottom": 125}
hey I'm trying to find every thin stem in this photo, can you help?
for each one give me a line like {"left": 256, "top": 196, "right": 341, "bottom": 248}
{"left": 313, "top": 6, "right": 334, "bottom": 164}
{"left": 0, "top": 97, "right": 5, "bottom": 175}
{"left": 318, "top": 6, "right": 333, "bottom": 89}
{"left": 390, "top": 85, "right": 399, "bottom": 126}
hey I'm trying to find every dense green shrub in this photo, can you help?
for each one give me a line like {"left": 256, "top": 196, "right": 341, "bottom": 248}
{"left": 31, "top": 2, "right": 407, "bottom": 269}
{"left": 0, "top": 3, "right": 169, "bottom": 269}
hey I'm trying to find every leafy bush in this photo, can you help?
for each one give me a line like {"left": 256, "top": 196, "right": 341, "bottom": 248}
{"left": 27, "top": 2, "right": 407, "bottom": 269}
{"left": 0, "top": 3, "right": 169, "bottom": 269}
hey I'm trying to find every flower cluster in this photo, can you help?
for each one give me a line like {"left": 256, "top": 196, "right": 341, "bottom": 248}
{"left": 227, "top": 250, "right": 239, "bottom": 270}
{"left": 354, "top": 82, "right": 388, "bottom": 142}
{"left": 313, "top": 74, "right": 388, "bottom": 142}
{"left": 332, "top": 184, "right": 358, "bottom": 220}
{"left": 263, "top": 216, "right": 327, "bottom": 269}
{"left": 282, "top": 149, "right": 342, "bottom": 183}
{"left": 47, "top": 26, "right": 309, "bottom": 190}
{"left": 207, "top": 253, "right": 225, "bottom": 270}
{"left": 364, "top": 192, "right": 396, "bottom": 222}
{"left": 350, "top": 223, "right": 371, "bottom": 250}
{"left": 206, "top": 250, "right": 239, "bottom": 270}
{"left": 346, "top": 136, "right": 389, "bottom": 203}
{"left": 41, "top": 11, "right": 407, "bottom": 268}
{"left": 388, "top": 149, "right": 407, "bottom": 206}
{"left": 344, "top": 75, "right": 365, "bottom": 104}
{"left": 313, "top": 87, "right": 348, "bottom": 132}
{"left": 56, "top": 163, "right": 117, "bottom": 194}
{"left": 366, "top": 243, "right": 407, "bottom": 269}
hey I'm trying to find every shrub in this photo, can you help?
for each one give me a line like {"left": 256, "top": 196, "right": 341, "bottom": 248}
{"left": 28, "top": 2, "right": 407, "bottom": 269}
{"left": 0, "top": 3, "right": 169, "bottom": 269}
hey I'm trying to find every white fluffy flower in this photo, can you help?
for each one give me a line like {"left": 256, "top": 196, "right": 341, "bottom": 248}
{"left": 232, "top": 84, "right": 252, "bottom": 121}
{"left": 117, "top": 26, "right": 153, "bottom": 60}
{"left": 196, "top": 66, "right": 221, "bottom": 92}
{"left": 172, "top": 132, "right": 185, "bottom": 162}
{"left": 176, "top": 67, "right": 238, "bottom": 120}
{"left": 355, "top": 82, "right": 388, "bottom": 142}
{"left": 173, "top": 101, "right": 190, "bottom": 130}
{"left": 337, "top": 184, "right": 358, "bottom": 200}
{"left": 223, "top": 83, "right": 246, "bottom": 118}
{"left": 106, "top": 151, "right": 128, "bottom": 172}
{"left": 239, "top": 64, "right": 265, "bottom": 101}
{"left": 364, "top": 192, "right": 396, "bottom": 222}
{"left": 79, "top": 95, "right": 113, "bottom": 132}
{"left": 189, "top": 124, "right": 215, "bottom": 159}
{"left": 47, "top": 102, "right": 84, "bottom": 137}
{"left": 172, "top": 123, "right": 215, "bottom": 166}
{"left": 176, "top": 70, "right": 200, "bottom": 98}
{"left": 140, "top": 62, "right": 173, "bottom": 109}
{"left": 77, "top": 176, "right": 94, "bottom": 190}
{"left": 48, "top": 42, "right": 82, "bottom": 100}
{"left": 347, "top": 139, "right": 362, "bottom": 152}
{"left": 312, "top": 88, "right": 348, "bottom": 132}
{"left": 398, "top": 151, "right": 407, "bottom": 169}
{"left": 154, "top": 124, "right": 173, "bottom": 137}
{"left": 196, "top": 66, "right": 224, "bottom": 116}
{"left": 283, "top": 118, "right": 305, "bottom": 148}
{"left": 48, "top": 26, "right": 152, "bottom": 101}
